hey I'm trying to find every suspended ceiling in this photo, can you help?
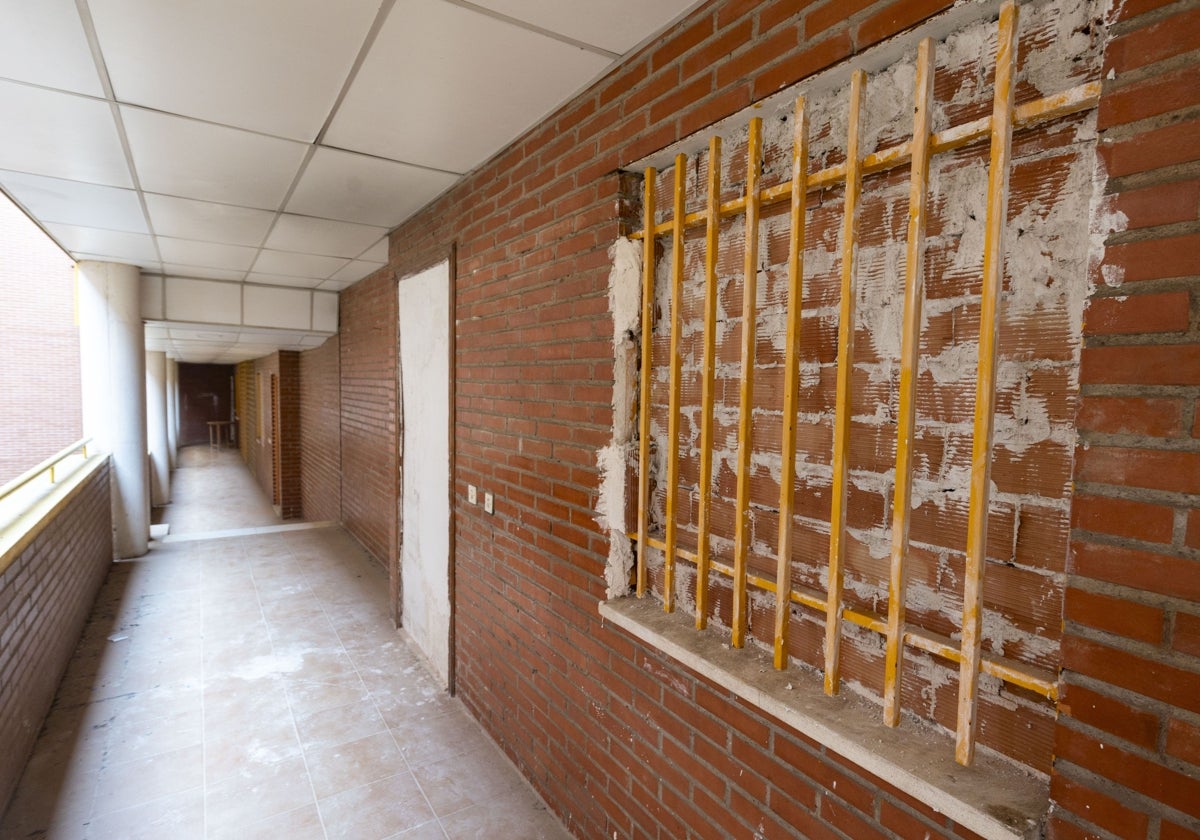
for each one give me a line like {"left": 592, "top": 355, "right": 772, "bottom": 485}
{"left": 0, "top": 0, "right": 701, "bottom": 362}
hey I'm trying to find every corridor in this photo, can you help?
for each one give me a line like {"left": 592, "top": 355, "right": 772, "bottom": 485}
{"left": 0, "top": 447, "right": 569, "bottom": 840}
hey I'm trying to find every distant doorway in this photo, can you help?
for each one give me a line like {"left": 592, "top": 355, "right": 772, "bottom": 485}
{"left": 397, "top": 260, "right": 452, "bottom": 688}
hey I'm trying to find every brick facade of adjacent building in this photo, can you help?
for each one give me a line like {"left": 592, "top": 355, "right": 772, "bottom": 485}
{"left": 0, "top": 196, "right": 81, "bottom": 484}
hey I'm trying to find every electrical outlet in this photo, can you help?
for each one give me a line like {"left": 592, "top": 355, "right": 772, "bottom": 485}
{"left": 484, "top": 492, "right": 494, "bottom": 515}
{"left": 467, "top": 484, "right": 477, "bottom": 504}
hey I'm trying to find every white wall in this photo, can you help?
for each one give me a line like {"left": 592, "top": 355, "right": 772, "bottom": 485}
{"left": 398, "top": 261, "right": 451, "bottom": 687}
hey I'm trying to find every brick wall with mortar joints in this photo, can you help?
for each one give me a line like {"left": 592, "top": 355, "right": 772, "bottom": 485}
{"left": 0, "top": 196, "right": 81, "bottom": 484}
{"left": 0, "top": 462, "right": 111, "bottom": 814}
{"left": 277, "top": 350, "right": 301, "bottom": 519}
{"left": 235, "top": 361, "right": 254, "bottom": 468}
{"left": 249, "top": 353, "right": 279, "bottom": 504}
{"left": 330, "top": 0, "right": 1200, "bottom": 836}
{"left": 1048, "top": 0, "right": 1200, "bottom": 836}
{"left": 338, "top": 267, "right": 399, "bottom": 568}
{"left": 635, "top": 0, "right": 1103, "bottom": 775}
{"left": 247, "top": 352, "right": 302, "bottom": 519}
{"left": 300, "top": 336, "right": 341, "bottom": 524}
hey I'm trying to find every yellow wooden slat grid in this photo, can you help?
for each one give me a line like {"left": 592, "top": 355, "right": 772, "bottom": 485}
{"left": 730, "top": 118, "right": 763, "bottom": 649}
{"left": 957, "top": 0, "right": 1019, "bottom": 766}
{"left": 773, "top": 97, "right": 809, "bottom": 671}
{"left": 634, "top": 169, "right": 656, "bottom": 598}
{"left": 884, "top": 36, "right": 936, "bottom": 728}
{"left": 662, "top": 154, "right": 688, "bottom": 613}
{"left": 631, "top": 0, "right": 1086, "bottom": 765}
{"left": 823, "top": 69, "right": 866, "bottom": 697}
{"left": 694, "top": 136, "right": 721, "bottom": 631}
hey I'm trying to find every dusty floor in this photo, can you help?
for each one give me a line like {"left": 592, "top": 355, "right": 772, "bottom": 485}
{"left": 0, "top": 446, "right": 569, "bottom": 839}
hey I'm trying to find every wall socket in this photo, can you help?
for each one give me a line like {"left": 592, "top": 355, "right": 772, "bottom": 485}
{"left": 483, "top": 492, "right": 494, "bottom": 515}
{"left": 467, "top": 484, "right": 477, "bottom": 504}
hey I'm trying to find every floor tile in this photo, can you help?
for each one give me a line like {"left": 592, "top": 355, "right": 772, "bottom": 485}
{"left": 389, "top": 708, "right": 488, "bottom": 769}
{"left": 386, "top": 819, "right": 450, "bottom": 839}
{"left": 83, "top": 787, "right": 204, "bottom": 840}
{"left": 203, "top": 754, "right": 315, "bottom": 835}
{"left": 317, "top": 773, "right": 435, "bottom": 840}
{"left": 222, "top": 803, "right": 327, "bottom": 840}
{"left": 439, "top": 790, "right": 572, "bottom": 840}
{"left": 1, "top": 446, "right": 571, "bottom": 840}
{"left": 91, "top": 743, "right": 203, "bottom": 817}
{"left": 305, "top": 730, "right": 408, "bottom": 800}
{"left": 295, "top": 697, "right": 386, "bottom": 753}
{"left": 203, "top": 724, "right": 304, "bottom": 786}
{"left": 412, "top": 742, "right": 525, "bottom": 817}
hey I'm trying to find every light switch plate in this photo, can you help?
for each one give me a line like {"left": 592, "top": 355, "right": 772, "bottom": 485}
{"left": 467, "top": 484, "right": 477, "bottom": 504}
{"left": 484, "top": 492, "right": 494, "bottom": 515}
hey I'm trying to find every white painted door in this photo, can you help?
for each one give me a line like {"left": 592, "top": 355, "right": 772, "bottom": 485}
{"left": 398, "top": 261, "right": 451, "bottom": 687}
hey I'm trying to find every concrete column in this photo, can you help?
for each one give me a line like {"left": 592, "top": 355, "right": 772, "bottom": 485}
{"left": 77, "top": 260, "right": 149, "bottom": 558}
{"left": 165, "top": 357, "right": 178, "bottom": 470}
{"left": 146, "top": 350, "right": 170, "bottom": 506}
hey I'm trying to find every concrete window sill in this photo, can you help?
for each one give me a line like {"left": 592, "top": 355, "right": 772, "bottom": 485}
{"left": 598, "top": 597, "right": 1048, "bottom": 840}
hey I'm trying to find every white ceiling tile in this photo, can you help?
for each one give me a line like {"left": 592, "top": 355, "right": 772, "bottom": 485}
{"left": 121, "top": 107, "right": 308, "bottom": 209}
{"left": 469, "top": 0, "right": 703, "bottom": 54}
{"left": 286, "top": 147, "right": 458, "bottom": 228}
{"left": 88, "top": 0, "right": 381, "bottom": 140}
{"left": 266, "top": 214, "right": 387, "bottom": 259}
{"left": 360, "top": 237, "right": 388, "bottom": 262}
{"left": 243, "top": 285, "right": 311, "bottom": 330}
{"left": 160, "top": 263, "right": 247, "bottom": 283}
{"left": 326, "top": 0, "right": 610, "bottom": 172}
{"left": 0, "top": 169, "right": 147, "bottom": 233}
{"left": 141, "top": 274, "right": 164, "bottom": 320}
{"left": 144, "top": 194, "right": 275, "bottom": 247}
{"left": 313, "top": 292, "right": 338, "bottom": 332}
{"left": 45, "top": 222, "right": 159, "bottom": 264}
{"left": 329, "top": 258, "right": 386, "bottom": 285}
{"left": 0, "top": 1, "right": 104, "bottom": 95}
{"left": 316, "top": 279, "right": 352, "bottom": 291}
{"left": 157, "top": 237, "right": 259, "bottom": 272}
{"left": 171, "top": 327, "right": 239, "bottom": 343}
{"left": 74, "top": 252, "right": 162, "bottom": 274}
{"left": 252, "top": 249, "right": 348, "bottom": 280}
{"left": 238, "top": 328, "right": 311, "bottom": 343}
{"left": 0, "top": 82, "right": 131, "bottom": 187}
{"left": 163, "top": 277, "right": 241, "bottom": 325}
{"left": 244, "top": 272, "right": 324, "bottom": 289}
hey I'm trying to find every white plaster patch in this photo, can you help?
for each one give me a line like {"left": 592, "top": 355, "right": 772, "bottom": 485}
{"left": 599, "top": 237, "right": 643, "bottom": 598}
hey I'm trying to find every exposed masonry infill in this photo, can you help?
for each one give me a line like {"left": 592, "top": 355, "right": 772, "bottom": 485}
{"left": 597, "top": 0, "right": 1127, "bottom": 781}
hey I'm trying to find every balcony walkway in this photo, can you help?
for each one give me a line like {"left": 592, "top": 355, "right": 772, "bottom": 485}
{"left": 0, "top": 446, "right": 569, "bottom": 840}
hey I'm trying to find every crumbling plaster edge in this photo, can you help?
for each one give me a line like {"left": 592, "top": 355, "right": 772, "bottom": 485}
{"left": 599, "top": 597, "right": 1049, "bottom": 840}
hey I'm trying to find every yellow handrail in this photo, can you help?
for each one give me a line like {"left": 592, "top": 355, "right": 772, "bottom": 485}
{"left": 0, "top": 438, "right": 93, "bottom": 505}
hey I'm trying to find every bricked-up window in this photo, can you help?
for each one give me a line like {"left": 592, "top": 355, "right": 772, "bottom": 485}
{"left": 604, "top": 0, "right": 1112, "bottom": 774}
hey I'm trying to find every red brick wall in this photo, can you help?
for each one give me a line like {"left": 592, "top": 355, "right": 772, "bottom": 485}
{"left": 300, "top": 337, "right": 341, "bottom": 523}
{"left": 338, "top": 268, "right": 398, "bottom": 567}
{"left": 1050, "top": 2, "right": 1200, "bottom": 837}
{"left": 330, "top": 0, "right": 1200, "bottom": 837}
{"left": 234, "top": 361, "right": 254, "bottom": 468}
{"left": 246, "top": 352, "right": 301, "bottom": 519}
{"left": 277, "top": 351, "right": 301, "bottom": 520}
{"left": 0, "top": 460, "right": 111, "bottom": 813}
{"left": 0, "top": 196, "right": 81, "bottom": 484}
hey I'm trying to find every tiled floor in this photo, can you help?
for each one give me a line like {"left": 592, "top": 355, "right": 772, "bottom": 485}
{"left": 1, "top": 446, "right": 570, "bottom": 840}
